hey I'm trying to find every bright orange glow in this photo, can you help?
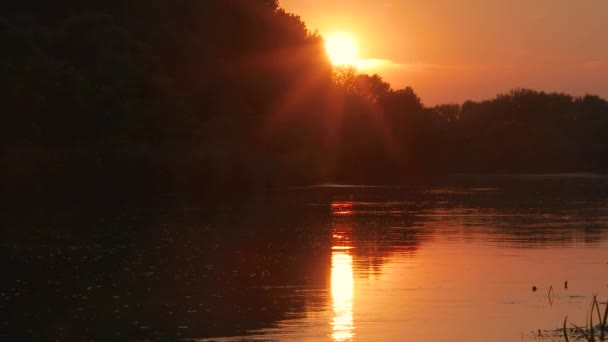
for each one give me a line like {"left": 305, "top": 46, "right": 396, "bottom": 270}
{"left": 331, "top": 251, "right": 354, "bottom": 341}
{"left": 330, "top": 208, "right": 355, "bottom": 341}
{"left": 332, "top": 201, "right": 354, "bottom": 216}
{"left": 325, "top": 33, "right": 359, "bottom": 66}
{"left": 280, "top": 0, "right": 608, "bottom": 105}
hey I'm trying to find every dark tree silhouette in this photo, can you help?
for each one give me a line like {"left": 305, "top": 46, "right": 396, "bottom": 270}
{"left": 1, "top": 1, "right": 608, "bottom": 205}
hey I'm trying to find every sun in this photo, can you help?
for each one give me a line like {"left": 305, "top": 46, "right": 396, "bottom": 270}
{"left": 325, "top": 33, "right": 359, "bottom": 66}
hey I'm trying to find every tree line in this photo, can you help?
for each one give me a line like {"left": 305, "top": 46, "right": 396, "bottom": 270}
{"left": 1, "top": 0, "right": 607, "bottom": 200}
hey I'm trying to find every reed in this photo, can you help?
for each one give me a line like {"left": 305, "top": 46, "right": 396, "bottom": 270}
{"left": 564, "top": 316, "right": 570, "bottom": 342}
{"left": 563, "top": 294, "right": 608, "bottom": 341}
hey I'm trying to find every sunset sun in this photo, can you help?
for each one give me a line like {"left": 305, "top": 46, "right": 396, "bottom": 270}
{"left": 325, "top": 33, "right": 359, "bottom": 66}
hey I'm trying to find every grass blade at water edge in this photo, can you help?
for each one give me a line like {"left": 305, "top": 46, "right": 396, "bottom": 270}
{"left": 602, "top": 297, "right": 607, "bottom": 341}
{"left": 564, "top": 316, "right": 570, "bottom": 342}
{"left": 591, "top": 302, "right": 595, "bottom": 342}
{"left": 594, "top": 295, "right": 602, "bottom": 329}
{"left": 572, "top": 323, "right": 591, "bottom": 341}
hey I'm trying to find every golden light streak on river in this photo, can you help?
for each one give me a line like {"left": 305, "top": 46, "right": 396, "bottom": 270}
{"left": 331, "top": 250, "right": 354, "bottom": 341}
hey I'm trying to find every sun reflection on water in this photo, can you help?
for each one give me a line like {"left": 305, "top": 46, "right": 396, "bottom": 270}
{"left": 331, "top": 250, "right": 354, "bottom": 341}
{"left": 332, "top": 201, "right": 354, "bottom": 216}
{"left": 330, "top": 201, "right": 355, "bottom": 341}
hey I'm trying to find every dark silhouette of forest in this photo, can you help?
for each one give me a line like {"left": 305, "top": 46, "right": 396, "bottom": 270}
{"left": 2, "top": 0, "right": 608, "bottom": 202}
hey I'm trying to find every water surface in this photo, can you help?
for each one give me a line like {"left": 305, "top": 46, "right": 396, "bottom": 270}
{"left": 2, "top": 175, "right": 608, "bottom": 341}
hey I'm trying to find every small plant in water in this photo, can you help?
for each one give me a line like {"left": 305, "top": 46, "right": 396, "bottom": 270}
{"left": 563, "top": 294, "right": 608, "bottom": 341}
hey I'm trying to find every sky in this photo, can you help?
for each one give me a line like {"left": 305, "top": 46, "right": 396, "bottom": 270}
{"left": 279, "top": 0, "right": 608, "bottom": 105}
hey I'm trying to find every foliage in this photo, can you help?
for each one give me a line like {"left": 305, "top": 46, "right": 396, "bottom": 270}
{"left": 1, "top": 0, "right": 608, "bottom": 201}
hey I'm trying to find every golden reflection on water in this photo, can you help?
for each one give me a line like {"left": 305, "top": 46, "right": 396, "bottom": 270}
{"left": 331, "top": 201, "right": 354, "bottom": 216}
{"left": 331, "top": 201, "right": 355, "bottom": 341}
{"left": 331, "top": 250, "right": 354, "bottom": 341}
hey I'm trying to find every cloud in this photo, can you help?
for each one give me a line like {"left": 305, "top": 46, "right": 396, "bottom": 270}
{"left": 355, "top": 58, "right": 396, "bottom": 69}
{"left": 359, "top": 59, "right": 457, "bottom": 73}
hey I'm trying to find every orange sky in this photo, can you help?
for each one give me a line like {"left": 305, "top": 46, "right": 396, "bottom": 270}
{"left": 280, "top": 0, "right": 608, "bottom": 105}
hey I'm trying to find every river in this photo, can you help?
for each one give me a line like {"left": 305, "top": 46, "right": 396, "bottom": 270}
{"left": 2, "top": 174, "right": 608, "bottom": 341}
